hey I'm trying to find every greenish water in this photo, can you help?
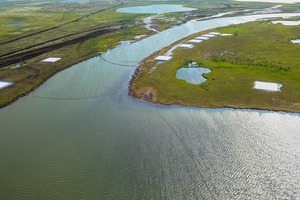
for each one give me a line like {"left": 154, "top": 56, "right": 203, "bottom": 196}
{"left": 0, "top": 13, "right": 300, "bottom": 199}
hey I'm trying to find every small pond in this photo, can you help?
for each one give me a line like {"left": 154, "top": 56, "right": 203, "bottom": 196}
{"left": 6, "top": 23, "right": 27, "bottom": 27}
{"left": 116, "top": 4, "right": 197, "bottom": 14}
{"left": 176, "top": 67, "right": 211, "bottom": 85}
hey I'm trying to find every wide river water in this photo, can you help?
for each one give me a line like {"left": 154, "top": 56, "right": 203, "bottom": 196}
{"left": 1, "top": 13, "right": 300, "bottom": 199}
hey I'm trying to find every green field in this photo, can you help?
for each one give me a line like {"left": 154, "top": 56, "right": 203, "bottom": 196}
{"left": 130, "top": 21, "right": 300, "bottom": 112}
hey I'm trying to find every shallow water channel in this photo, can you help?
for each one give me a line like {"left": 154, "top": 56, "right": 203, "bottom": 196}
{"left": 0, "top": 13, "right": 300, "bottom": 199}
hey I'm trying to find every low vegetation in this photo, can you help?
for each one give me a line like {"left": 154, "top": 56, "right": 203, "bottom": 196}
{"left": 130, "top": 21, "right": 300, "bottom": 112}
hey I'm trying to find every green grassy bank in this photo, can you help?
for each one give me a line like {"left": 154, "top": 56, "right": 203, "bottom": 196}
{"left": 130, "top": 21, "right": 300, "bottom": 113}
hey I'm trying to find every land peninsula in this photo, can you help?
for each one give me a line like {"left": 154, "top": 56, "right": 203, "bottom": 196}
{"left": 129, "top": 21, "right": 300, "bottom": 113}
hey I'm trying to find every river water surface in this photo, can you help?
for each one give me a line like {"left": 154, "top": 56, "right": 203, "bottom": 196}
{"left": 0, "top": 13, "right": 300, "bottom": 199}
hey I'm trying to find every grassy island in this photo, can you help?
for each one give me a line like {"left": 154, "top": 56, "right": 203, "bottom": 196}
{"left": 129, "top": 21, "right": 300, "bottom": 113}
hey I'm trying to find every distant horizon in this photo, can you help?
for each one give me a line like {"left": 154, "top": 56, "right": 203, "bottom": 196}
{"left": 236, "top": 0, "right": 300, "bottom": 3}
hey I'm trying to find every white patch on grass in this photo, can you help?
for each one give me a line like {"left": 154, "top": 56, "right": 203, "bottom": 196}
{"left": 154, "top": 56, "right": 172, "bottom": 61}
{"left": 253, "top": 81, "right": 282, "bottom": 92}
{"left": 271, "top": 20, "right": 300, "bottom": 25}
{"left": 0, "top": 81, "right": 13, "bottom": 90}
{"left": 41, "top": 58, "right": 61, "bottom": 63}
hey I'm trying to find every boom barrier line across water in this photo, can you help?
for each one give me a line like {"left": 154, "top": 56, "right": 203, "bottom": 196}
{"left": 98, "top": 54, "right": 137, "bottom": 68}
{"left": 32, "top": 89, "right": 126, "bottom": 101}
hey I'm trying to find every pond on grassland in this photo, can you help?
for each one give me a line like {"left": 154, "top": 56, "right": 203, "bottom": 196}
{"left": 116, "top": 4, "right": 197, "bottom": 14}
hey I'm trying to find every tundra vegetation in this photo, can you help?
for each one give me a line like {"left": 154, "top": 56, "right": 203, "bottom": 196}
{"left": 0, "top": 0, "right": 299, "bottom": 108}
{"left": 130, "top": 21, "right": 300, "bottom": 113}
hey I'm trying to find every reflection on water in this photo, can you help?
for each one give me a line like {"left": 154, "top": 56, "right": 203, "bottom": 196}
{"left": 176, "top": 67, "right": 211, "bottom": 84}
{"left": 116, "top": 4, "right": 197, "bottom": 14}
{"left": 6, "top": 23, "right": 27, "bottom": 27}
{"left": 0, "top": 13, "right": 300, "bottom": 199}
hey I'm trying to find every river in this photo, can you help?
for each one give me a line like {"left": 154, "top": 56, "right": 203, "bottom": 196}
{"left": 0, "top": 13, "right": 300, "bottom": 199}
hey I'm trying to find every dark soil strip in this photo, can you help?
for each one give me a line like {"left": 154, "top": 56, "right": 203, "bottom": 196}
{"left": 0, "top": 20, "right": 132, "bottom": 59}
{"left": 0, "top": 25, "right": 127, "bottom": 67}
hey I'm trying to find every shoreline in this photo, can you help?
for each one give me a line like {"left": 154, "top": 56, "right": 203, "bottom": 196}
{"left": 0, "top": 52, "right": 98, "bottom": 109}
{"left": 0, "top": 29, "right": 155, "bottom": 109}
{"left": 128, "top": 65, "right": 300, "bottom": 114}
{"left": 128, "top": 26, "right": 300, "bottom": 114}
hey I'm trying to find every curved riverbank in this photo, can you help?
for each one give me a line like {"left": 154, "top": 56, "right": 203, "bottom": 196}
{"left": 129, "top": 68, "right": 300, "bottom": 114}
{"left": 129, "top": 18, "right": 300, "bottom": 113}
{"left": 0, "top": 24, "right": 152, "bottom": 108}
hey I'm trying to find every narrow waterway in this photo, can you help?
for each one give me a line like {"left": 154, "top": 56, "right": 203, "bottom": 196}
{"left": 0, "top": 13, "right": 300, "bottom": 199}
